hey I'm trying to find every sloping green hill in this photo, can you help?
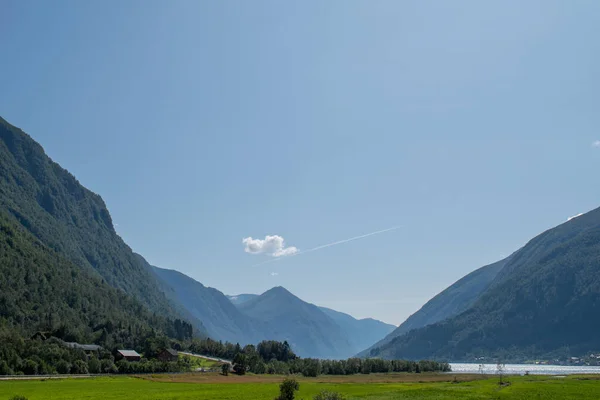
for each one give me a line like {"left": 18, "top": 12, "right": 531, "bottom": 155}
{"left": 0, "top": 116, "right": 204, "bottom": 334}
{"left": 237, "top": 287, "right": 355, "bottom": 359}
{"left": 358, "top": 257, "right": 508, "bottom": 357}
{"left": 369, "top": 207, "right": 600, "bottom": 361}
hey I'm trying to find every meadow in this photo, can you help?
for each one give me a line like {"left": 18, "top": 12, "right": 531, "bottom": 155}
{"left": 2, "top": 373, "right": 600, "bottom": 400}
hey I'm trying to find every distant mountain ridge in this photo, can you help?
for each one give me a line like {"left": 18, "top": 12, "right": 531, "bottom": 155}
{"left": 228, "top": 289, "right": 395, "bottom": 358}
{"left": 149, "top": 264, "right": 263, "bottom": 345}
{"left": 318, "top": 306, "right": 395, "bottom": 355}
{"left": 368, "top": 207, "right": 600, "bottom": 361}
{"left": 227, "top": 294, "right": 259, "bottom": 305}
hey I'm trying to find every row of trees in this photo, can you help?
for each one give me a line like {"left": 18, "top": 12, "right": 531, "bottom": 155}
{"left": 220, "top": 340, "right": 450, "bottom": 377}
{"left": 233, "top": 355, "right": 450, "bottom": 377}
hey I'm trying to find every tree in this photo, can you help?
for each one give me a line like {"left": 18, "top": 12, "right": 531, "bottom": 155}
{"left": 232, "top": 353, "right": 247, "bottom": 375}
{"left": 275, "top": 378, "right": 299, "bottom": 400}
{"left": 221, "top": 363, "right": 229, "bottom": 376}
{"left": 0, "top": 360, "right": 14, "bottom": 375}
{"left": 496, "top": 362, "right": 506, "bottom": 385}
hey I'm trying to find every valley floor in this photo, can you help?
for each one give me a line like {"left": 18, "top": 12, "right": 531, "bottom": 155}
{"left": 1, "top": 373, "right": 599, "bottom": 399}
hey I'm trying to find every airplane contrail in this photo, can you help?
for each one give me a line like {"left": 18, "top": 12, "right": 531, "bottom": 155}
{"left": 252, "top": 226, "right": 401, "bottom": 267}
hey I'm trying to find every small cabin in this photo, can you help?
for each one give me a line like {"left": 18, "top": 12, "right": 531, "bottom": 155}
{"left": 116, "top": 349, "right": 141, "bottom": 362}
{"left": 157, "top": 348, "right": 179, "bottom": 362}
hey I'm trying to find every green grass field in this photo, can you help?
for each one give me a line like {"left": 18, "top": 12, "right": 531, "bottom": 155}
{"left": 1, "top": 374, "right": 600, "bottom": 399}
{"left": 179, "top": 354, "right": 222, "bottom": 370}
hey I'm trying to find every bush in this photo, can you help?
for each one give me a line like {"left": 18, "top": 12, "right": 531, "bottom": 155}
{"left": 0, "top": 360, "right": 14, "bottom": 375}
{"left": 88, "top": 357, "right": 101, "bottom": 374}
{"left": 313, "top": 391, "right": 346, "bottom": 400}
{"left": 22, "top": 359, "right": 38, "bottom": 375}
{"left": 275, "top": 378, "right": 299, "bottom": 400}
{"left": 72, "top": 360, "right": 89, "bottom": 374}
{"left": 9, "top": 396, "right": 29, "bottom": 400}
{"left": 100, "top": 359, "right": 118, "bottom": 374}
{"left": 55, "top": 360, "right": 71, "bottom": 374}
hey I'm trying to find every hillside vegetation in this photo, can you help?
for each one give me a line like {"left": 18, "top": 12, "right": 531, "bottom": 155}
{"left": 0, "top": 117, "right": 204, "bottom": 333}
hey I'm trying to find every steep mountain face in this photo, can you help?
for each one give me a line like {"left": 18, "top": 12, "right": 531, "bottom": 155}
{"left": 318, "top": 307, "right": 395, "bottom": 355}
{"left": 0, "top": 211, "right": 188, "bottom": 348}
{"left": 227, "top": 294, "right": 259, "bottom": 305}
{"left": 0, "top": 116, "right": 204, "bottom": 335}
{"left": 358, "top": 257, "right": 508, "bottom": 357}
{"left": 150, "top": 265, "right": 262, "bottom": 344}
{"left": 237, "top": 287, "right": 355, "bottom": 359}
{"left": 369, "top": 207, "right": 600, "bottom": 361}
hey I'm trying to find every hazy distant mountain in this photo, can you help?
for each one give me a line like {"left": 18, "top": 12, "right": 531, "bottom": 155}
{"left": 237, "top": 287, "right": 355, "bottom": 359}
{"left": 368, "top": 207, "right": 600, "bottom": 361}
{"left": 226, "top": 289, "right": 395, "bottom": 358}
{"left": 358, "top": 257, "right": 508, "bottom": 357}
{"left": 149, "top": 264, "right": 263, "bottom": 345}
{"left": 227, "top": 294, "right": 259, "bottom": 305}
{"left": 318, "top": 307, "right": 395, "bottom": 355}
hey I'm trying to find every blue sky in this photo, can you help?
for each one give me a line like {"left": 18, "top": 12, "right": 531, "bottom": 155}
{"left": 1, "top": 1, "right": 599, "bottom": 324}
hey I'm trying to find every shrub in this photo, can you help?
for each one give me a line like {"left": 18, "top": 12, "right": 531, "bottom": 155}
{"left": 55, "top": 360, "right": 71, "bottom": 374}
{"left": 88, "top": 357, "right": 101, "bottom": 374}
{"left": 72, "top": 360, "right": 89, "bottom": 374}
{"left": 275, "top": 378, "right": 299, "bottom": 400}
{"left": 313, "top": 390, "right": 346, "bottom": 400}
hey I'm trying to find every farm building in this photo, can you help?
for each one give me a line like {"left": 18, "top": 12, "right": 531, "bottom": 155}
{"left": 63, "top": 342, "right": 103, "bottom": 356}
{"left": 157, "top": 348, "right": 179, "bottom": 362}
{"left": 116, "top": 349, "right": 141, "bottom": 362}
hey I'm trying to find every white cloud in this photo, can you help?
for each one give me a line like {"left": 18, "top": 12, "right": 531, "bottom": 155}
{"left": 592, "top": 141, "right": 600, "bottom": 148}
{"left": 270, "top": 272, "right": 279, "bottom": 276}
{"left": 242, "top": 235, "right": 298, "bottom": 257}
{"left": 567, "top": 213, "right": 583, "bottom": 221}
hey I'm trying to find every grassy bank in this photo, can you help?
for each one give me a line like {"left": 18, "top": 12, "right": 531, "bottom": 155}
{"left": 1, "top": 373, "right": 600, "bottom": 399}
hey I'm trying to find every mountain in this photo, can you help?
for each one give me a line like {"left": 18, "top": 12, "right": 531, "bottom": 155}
{"left": 0, "top": 208, "right": 190, "bottom": 349}
{"left": 0, "top": 116, "right": 204, "bottom": 335}
{"left": 227, "top": 294, "right": 259, "bottom": 305}
{"left": 358, "top": 256, "right": 508, "bottom": 357}
{"left": 237, "top": 287, "right": 355, "bottom": 359}
{"left": 150, "top": 264, "right": 262, "bottom": 344}
{"left": 368, "top": 207, "right": 600, "bottom": 361}
{"left": 318, "top": 307, "right": 395, "bottom": 355}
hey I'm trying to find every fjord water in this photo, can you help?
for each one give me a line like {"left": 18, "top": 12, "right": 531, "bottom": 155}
{"left": 451, "top": 363, "right": 600, "bottom": 375}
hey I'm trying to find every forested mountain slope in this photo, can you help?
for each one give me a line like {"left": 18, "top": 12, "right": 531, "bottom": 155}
{"left": 0, "top": 212, "right": 190, "bottom": 350}
{"left": 359, "top": 257, "right": 508, "bottom": 357}
{"left": 0, "top": 116, "right": 204, "bottom": 334}
{"left": 369, "top": 207, "right": 600, "bottom": 361}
